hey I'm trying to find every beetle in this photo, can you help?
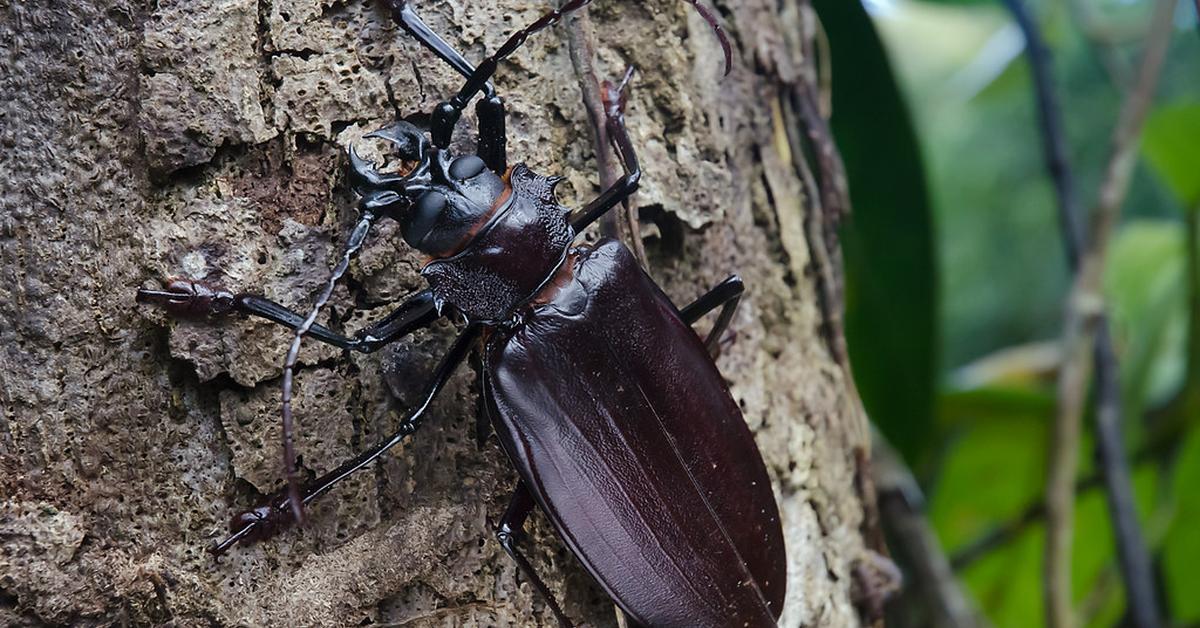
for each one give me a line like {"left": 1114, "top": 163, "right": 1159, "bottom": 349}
{"left": 136, "top": 1, "right": 786, "bottom": 626}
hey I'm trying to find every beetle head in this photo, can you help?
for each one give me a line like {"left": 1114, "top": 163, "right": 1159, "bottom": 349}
{"left": 350, "top": 121, "right": 508, "bottom": 258}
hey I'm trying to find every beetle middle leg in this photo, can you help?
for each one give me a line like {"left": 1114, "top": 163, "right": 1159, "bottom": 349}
{"left": 679, "top": 275, "right": 745, "bottom": 355}
{"left": 496, "top": 482, "right": 573, "bottom": 628}
{"left": 572, "top": 66, "right": 642, "bottom": 234}
{"left": 213, "top": 323, "right": 482, "bottom": 553}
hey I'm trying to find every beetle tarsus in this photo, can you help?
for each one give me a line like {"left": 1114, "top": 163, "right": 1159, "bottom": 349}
{"left": 571, "top": 66, "right": 643, "bottom": 233}
{"left": 136, "top": 279, "right": 237, "bottom": 319}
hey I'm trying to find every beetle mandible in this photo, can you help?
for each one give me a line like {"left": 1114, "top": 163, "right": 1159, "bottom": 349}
{"left": 136, "top": 1, "right": 786, "bottom": 626}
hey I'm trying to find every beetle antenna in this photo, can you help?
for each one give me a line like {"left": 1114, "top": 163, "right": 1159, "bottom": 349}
{"left": 279, "top": 209, "right": 378, "bottom": 523}
{"left": 681, "top": 0, "right": 732, "bottom": 75}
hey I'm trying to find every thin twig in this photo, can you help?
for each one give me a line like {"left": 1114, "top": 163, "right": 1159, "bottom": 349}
{"left": 1043, "top": 2, "right": 1176, "bottom": 627}
{"left": 1002, "top": 0, "right": 1085, "bottom": 264}
{"left": 1004, "top": 1, "right": 1165, "bottom": 626}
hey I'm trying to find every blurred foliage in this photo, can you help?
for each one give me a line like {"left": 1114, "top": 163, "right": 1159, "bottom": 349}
{"left": 1105, "top": 221, "right": 1188, "bottom": 428}
{"left": 1164, "top": 428, "right": 1200, "bottom": 620}
{"left": 824, "top": 0, "right": 1200, "bottom": 626}
{"left": 814, "top": 0, "right": 938, "bottom": 464}
{"left": 1144, "top": 103, "right": 1200, "bottom": 206}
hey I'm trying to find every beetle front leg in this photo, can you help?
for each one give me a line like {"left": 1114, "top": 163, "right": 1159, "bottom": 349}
{"left": 679, "top": 275, "right": 744, "bottom": 355}
{"left": 417, "top": 0, "right": 729, "bottom": 150}
{"left": 496, "top": 482, "right": 573, "bottom": 628}
{"left": 136, "top": 280, "right": 440, "bottom": 353}
{"left": 382, "top": 1, "right": 507, "bottom": 172}
{"left": 474, "top": 95, "right": 507, "bottom": 174}
{"left": 212, "top": 323, "right": 482, "bottom": 554}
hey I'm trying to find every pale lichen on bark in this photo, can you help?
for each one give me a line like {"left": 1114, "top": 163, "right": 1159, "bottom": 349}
{"left": 0, "top": 0, "right": 876, "bottom": 625}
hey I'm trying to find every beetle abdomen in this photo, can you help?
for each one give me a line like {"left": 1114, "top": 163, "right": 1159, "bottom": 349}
{"left": 484, "top": 240, "right": 786, "bottom": 628}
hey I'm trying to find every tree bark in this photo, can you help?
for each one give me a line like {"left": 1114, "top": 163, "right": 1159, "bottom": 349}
{"left": 0, "top": 0, "right": 879, "bottom": 626}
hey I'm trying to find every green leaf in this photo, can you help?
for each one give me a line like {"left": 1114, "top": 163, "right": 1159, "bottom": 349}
{"left": 932, "top": 411, "right": 1159, "bottom": 627}
{"left": 814, "top": 0, "right": 938, "bottom": 464}
{"left": 915, "top": 0, "right": 995, "bottom": 5}
{"left": 938, "top": 385, "right": 1055, "bottom": 434}
{"left": 1143, "top": 102, "right": 1200, "bottom": 208}
{"left": 928, "top": 413, "right": 1047, "bottom": 626}
{"left": 1164, "top": 428, "right": 1200, "bottom": 621}
{"left": 1103, "top": 221, "right": 1188, "bottom": 428}
{"left": 930, "top": 415, "right": 1047, "bottom": 550}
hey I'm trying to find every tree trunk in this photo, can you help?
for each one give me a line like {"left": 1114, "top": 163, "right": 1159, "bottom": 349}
{"left": 0, "top": 0, "right": 880, "bottom": 626}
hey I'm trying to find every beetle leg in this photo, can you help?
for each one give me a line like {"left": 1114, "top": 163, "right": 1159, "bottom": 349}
{"left": 383, "top": 1, "right": 492, "bottom": 88}
{"left": 381, "top": 1, "right": 507, "bottom": 172}
{"left": 496, "top": 482, "right": 574, "bottom": 628}
{"left": 678, "top": 275, "right": 744, "bottom": 355}
{"left": 137, "top": 283, "right": 440, "bottom": 354}
{"left": 474, "top": 95, "right": 507, "bottom": 174}
{"left": 212, "top": 323, "right": 482, "bottom": 555}
{"left": 570, "top": 66, "right": 642, "bottom": 234}
{"left": 426, "top": 0, "right": 600, "bottom": 149}
{"left": 422, "top": 0, "right": 731, "bottom": 150}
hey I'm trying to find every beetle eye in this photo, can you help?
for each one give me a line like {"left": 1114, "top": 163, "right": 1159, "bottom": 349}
{"left": 448, "top": 155, "right": 486, "bottom": 180}
{"left": 403, "top": 191, "right": 447, "bottom": 248}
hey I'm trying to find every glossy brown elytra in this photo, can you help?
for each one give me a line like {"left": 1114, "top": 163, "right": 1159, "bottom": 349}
{"left": 136, "top": 2, "right": 785, "bottom": 626}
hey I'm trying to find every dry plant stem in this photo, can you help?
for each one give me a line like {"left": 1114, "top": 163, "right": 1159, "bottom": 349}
{"left": 1004, "top": 1, "right": 1162, "bottom": 626}
{"left": 1044, "top": 2, "right": 1176, "bottom": 627}
{"left": 787, "top": 1, "right": 852, "bottom": 368}
{"left": 565, "top": 9, "right": 649, "bottom": 269}
{"left": 1045, "top": 294, "right": 1098, "bottom": 628}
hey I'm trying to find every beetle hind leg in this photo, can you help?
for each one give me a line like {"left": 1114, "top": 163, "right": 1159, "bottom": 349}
{"left": 679, "top": 275, "right": 745, "bottom": 356}
{"left": 496, "top": 483, "right": 574, "bottom": 628}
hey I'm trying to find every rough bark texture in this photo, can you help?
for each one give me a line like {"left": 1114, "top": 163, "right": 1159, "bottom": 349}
{"left": 0, "top": 0, "right": 876, "bottom": 626}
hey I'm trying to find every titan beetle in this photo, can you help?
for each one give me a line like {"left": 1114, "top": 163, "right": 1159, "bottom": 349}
{"left": 136, "top": 1, "right": 786, "bottom": 625}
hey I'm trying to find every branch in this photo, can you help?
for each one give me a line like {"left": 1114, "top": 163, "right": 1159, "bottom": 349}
{"left": 1003, "top": 0, "right": 1167, "bottom": 625}
{"left": 1000, "top": 0, "right": 1085, "bottom": 265}
{"left": 1041, "top": 1, "right": 1177, "bottom": 627}
{"left": 873, "top": 431, "right": 988, "bottom": 628}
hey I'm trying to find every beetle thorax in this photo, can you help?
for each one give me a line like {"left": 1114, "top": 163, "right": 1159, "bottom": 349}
{"left": 421, "top": 164, "right": 573, "bottom": 323}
